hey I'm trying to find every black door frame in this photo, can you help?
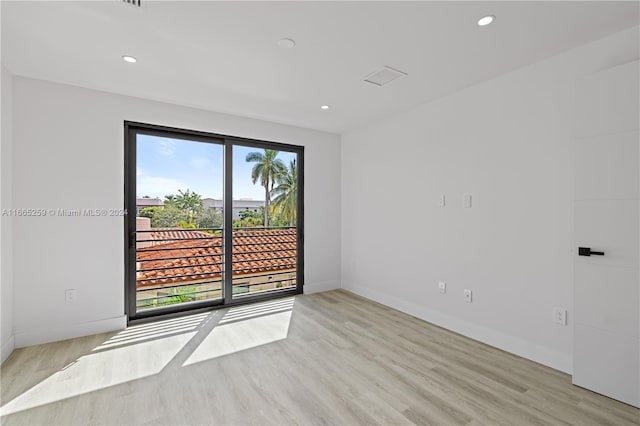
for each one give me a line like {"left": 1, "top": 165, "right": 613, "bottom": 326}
{"left": 124, "top": 121, "right": 304, "bottom": 324}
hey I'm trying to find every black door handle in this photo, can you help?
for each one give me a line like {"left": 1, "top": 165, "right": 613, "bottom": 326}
{"left": 578, "top": 247, "right": 605, "bottom": 256}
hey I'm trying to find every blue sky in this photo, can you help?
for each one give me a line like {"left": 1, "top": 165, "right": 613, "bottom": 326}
{"left": 136, "top": 135, "right": 296, "bottom": 200}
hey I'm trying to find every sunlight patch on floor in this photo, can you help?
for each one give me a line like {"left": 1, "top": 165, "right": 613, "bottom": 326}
{"left": 0, "top": 314, "right": 209, "bottom": 416}
{"left": 183, "top": 298, "right": 294, "bottom": 366}
{"left": 93, "top": 312, "right": 210, "bottom": 351}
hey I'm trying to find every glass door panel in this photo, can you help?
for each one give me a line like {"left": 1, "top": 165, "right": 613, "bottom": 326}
{"left": 134, "top": 133, "right": 224, "bottom": 312}
{"left": 231, "top": 145, "right": 299, "bottom": 298}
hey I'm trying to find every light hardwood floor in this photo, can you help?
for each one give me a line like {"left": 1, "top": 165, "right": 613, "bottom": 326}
{"left": 1, "top": 290, "right": 638, "bottom": 425}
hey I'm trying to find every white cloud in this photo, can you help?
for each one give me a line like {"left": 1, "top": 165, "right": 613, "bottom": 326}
{"left": 157, "top": 139, "right": 177, "bottom": 157}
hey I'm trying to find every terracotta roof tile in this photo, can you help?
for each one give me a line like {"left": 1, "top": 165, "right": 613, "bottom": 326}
{"left": 137, "top": 228, "right": 214, "bottom": 246}
{"left": 136, "top": 228, "right": 296, "bottom": 288}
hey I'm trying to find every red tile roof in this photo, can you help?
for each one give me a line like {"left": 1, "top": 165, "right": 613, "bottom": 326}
{"left": 137, "top": 228, "right": 214, "bottom": 246}
{"left": 136, "top": 228, "right": 296, "bottom": 288}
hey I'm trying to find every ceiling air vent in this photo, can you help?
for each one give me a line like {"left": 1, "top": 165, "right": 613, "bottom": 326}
{"left": 122, "top": 0, "right": 142, "bottom": 7}
{"left": 363, "top": 66, "right": 407, "bottom": 87}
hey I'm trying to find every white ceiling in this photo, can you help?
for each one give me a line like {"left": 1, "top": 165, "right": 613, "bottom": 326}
{"left": 2, "top": 1, "right": 638, "bottom": 133}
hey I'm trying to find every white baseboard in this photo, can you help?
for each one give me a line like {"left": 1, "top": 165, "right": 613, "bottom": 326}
{"left": 304, "top": 279, "right": 341, "bottom": 294}
{"left": 343, "top": 283, "right": 572, "bottom": 374}
{"left": 1, "top": 334, "right": 15, "bottom": 364}
{"left": 14, "top": 315, "right": 127, "bottom": 348}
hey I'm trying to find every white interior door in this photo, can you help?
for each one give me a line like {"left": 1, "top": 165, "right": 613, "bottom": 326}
{"left": 573, "top": 60, "right": 639, "bottom": 407}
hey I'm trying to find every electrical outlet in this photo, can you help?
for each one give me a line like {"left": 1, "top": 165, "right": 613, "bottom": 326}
{"left": 553, "top": 307, "right": 567, "bottom": 325}
{"left": 438, "top": 282, "right": 446, "bottom": 294}
{"left": 464, "top": 289, "right": 472, "bottom": 303}
{"left": 65, "top": 289, "right": 77, "bottom": 302}
{"left": 437, "top": 194, "right": 446, "bottom": 207}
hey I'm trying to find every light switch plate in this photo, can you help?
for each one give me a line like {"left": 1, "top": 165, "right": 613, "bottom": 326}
{"left": 65, "top": 289, "right": 77, "bottom": 302}
{"left": 553, "top": 307, "right": 567, "bottom": 325}
{"left": 463, "top": 194, "right": 472, "bottom": 208}
{"left": 437, "top": 194, "right": 446, "bottom": 207}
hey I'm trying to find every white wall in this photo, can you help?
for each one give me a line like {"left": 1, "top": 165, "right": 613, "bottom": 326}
{"left": 1, "top": 65, "right": 14, "bottom": 362}
{"left": 341, "top": 26, "right": 640, "bottom": 373}
{"left": 11, "top": 78, "right": 341, "bottom": 347}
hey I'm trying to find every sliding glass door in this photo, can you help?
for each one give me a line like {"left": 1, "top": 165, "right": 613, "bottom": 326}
{"left": 231, "top": 145, "right": 299, "bottom": 298}
{"left": 125, "top": 122, "right": 303, "bottom": 322}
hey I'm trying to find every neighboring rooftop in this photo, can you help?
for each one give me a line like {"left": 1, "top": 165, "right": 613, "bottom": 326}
{"left": 136, "top": 197, "right": 163, "bottom": 207}
{"left": 136, "top": 228, "right": 296, "bottom": 288}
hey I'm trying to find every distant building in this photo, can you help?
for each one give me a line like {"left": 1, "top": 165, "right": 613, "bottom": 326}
{"left": 137, "top": 197, "right": 264, "bottom": 219}
{"left": 202, "top": 198, "right": 264, "bottom": 220}
{"left": 135, "top": 197, "right": 163, "bottom": 214}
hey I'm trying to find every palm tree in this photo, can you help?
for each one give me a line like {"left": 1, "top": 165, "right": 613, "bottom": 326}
{"left": 271, "top": 159, "right": 297, "bottom": 227}
{"left": 175, "top": 189, "right": 203, "bottom": 220}
{"left": 246, "top": 149, "right": 285, "bottom": 227}
{"left": 164, "top": 189, "right": 203, "bottom": 222}
{"left": 164, "top": 194, "right": 177, "bottom": 206}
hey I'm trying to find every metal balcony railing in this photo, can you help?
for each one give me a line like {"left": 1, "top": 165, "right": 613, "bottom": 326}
{"left": 135, "top": 226, "right": 297, "bottom": 309}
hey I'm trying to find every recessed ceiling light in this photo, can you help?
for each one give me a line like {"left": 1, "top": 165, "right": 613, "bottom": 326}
{"left": 122, "top": 55, "right": 137, "bottom": 63}
{"left": 277, "top": 38, "right": 296, "bottom": 49}
{"left": 477, "top": 15, "right": 495, "bottom": 26}
{"left": 320, "top": 105, "right": 330, "bottom": 110}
